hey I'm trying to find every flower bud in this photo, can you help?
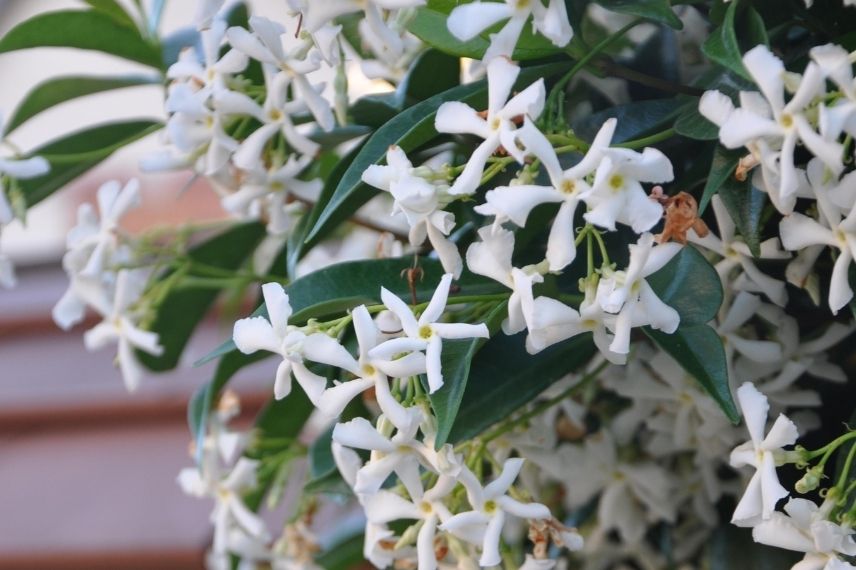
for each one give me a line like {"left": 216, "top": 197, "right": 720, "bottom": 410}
{"left": 795, "top": 466, "right": 823, "bottom": 493}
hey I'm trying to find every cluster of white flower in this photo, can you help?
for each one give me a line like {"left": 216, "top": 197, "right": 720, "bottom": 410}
{"left": 51, "top": 179, "right": 164, "bottom": 392}
{"left": 701, "top": 43, "right": 856, "bottom": 314}
{"left": 0, "top": 111, "right": 50, "bottom": 288}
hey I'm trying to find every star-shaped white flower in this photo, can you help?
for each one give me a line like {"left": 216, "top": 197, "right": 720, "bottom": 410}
{"left": 779, "top": 159, "right": 856, "bottom": 314}
{"left": 729, "top": 382, "right": 799, "bottom": 527}
{"left": 447, "top": 0, "right": 573, "bottom": 62}
{"left": 362, "top": 146, "right": 462, "bottom": 277}
{"left": 753, "top": 497, "right": 856, "bottom": 570}
{"left": 441, "top": 458, "right": 551, "bottom": 567}
{"left": 435, "top": 57, "right": 545, "bottom": 195}
{"left": 477, "top": 117, "right": 616, "bottom": 271}
{"left": 596, "top": 233, "right": 682, "bottom": 355}
{"left": 700, "top": 45, "right": 842, "bottom": 213}
{"left": 370, "top": 274, "right": 490, "bottom": 393}
{"left": 689, "top": 194, "right": 790, "bottom": 306}
{"left": 83, "top": 269, "right": 164, "bottom": 392}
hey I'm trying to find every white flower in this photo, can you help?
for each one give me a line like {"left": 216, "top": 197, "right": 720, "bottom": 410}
{"left": 83, "top": 270, "right": 164, "bottom": 392}
{"left": 583, "top": 146, "right": 671, "bottom": 233}
{"left": 66, "top": 179, "right": 141, "bottom": 278}
{"left": 362, "top": 146, "right": 462, "bottom": 277}
{"left": 465, "top": 225, "right": 544, "bottom": 335}
{"left": 363, "top": 476, "right": 458, "bottom": 570}
{"left": 689, "top": 194, "right": 790, "bottom": 306}
{"left": 52, "top": 246, "right": 114, "bottom": 331}
{"left": 717, "top": 292, "right": 784, "bottom": 367}
{"left": 227, "top": 16, "right": 334, "bottom": 129}
{"left": 596, "top": 233, "right": 682, "bottom": 354}
{"left": 181, "top": 457, "right": 270, "bottom": 555}
{"left": 314, "top": 304, "right": 425, "bottom": 429}
{"left": 810, "top": 43, "right": 856, "bottom": 142}
{"left": 167, "top": 19, "right": 248, "bottom": 90}
{"left": 729, "top": 382, "right": 799, "bottom": 526}
{"left": 447, "top": 0, "right": 573, "bottom": 62}
{"left": 753, "top": 498, "right": 856, "bottom": 570}
{"left": 477, "top": 117, "right": 616, "bottom": 271}
{"left": 562, "top": 431, "right": 676, "bottom": 544}
{"left": 370, "top": 274, "right": 490, "bottom": 393}
{"left": 700, "top": 45, "right": 842, "bottom": 213}
{"left": 222, "top": 154, "right": 320, "bottom": 235}
{"left": 441, "top": 459, "right": 551, "bottom": 567}
{"left": 435, "top": 57, "right": 545, "bottom": 195}
{"left": 232, "top": 282, "right": 355, "bottom": 403}
{"left": 333, "top": 412, "right": 425, "bottom": 496}
{"left": 779, "top": 159, "right": 856, "bottom": 313}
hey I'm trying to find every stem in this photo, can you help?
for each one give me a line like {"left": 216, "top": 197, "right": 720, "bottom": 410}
{"left": 614, "top": 128, "right": 676, "bottom": 150}
{"left": 591, "top": 229, "right": 610, "bottom": 266}
{"left": 835, "top": 437, "right": 856, "bottom": 490}
{"left": 546, "top": 18, "right": 645, "bottom": 129}
{"left": 807, "top": 431, "right": 856, "bottom": 465}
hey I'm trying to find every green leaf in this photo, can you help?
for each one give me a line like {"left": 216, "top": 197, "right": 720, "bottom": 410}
{"left": 446, "top": 333, "right": 596, "bottom": 444}
{"left": 350, "top": 48, "right": 460, "bottom": 128}
{"left": 647, "top": 246, "right": 723, "bottom": 326}
{"left": 574, "top": 98, "right": 681, "bottom": 144}
{"left": 18, "top": 120, "right": 162, "bottom": 208}
{"left": 702, "top": 2, "right": 746, "bottom": 80}
{"left": 0, "top": 10, "right": 163, "bottom": 69}
{"left": 674, "top": 102, "right": 719, "bottom": 141}
{"left": 309, "top": 426, "right": 337, "bottom": 481}
{"left": 6, "top": 75, "right": 159, "bottom": 134}
{"left": 699, "top": 145, "right": 742, "bottom": 213}
{"left": 708, "top": 525, "right": 801, "bottom": 569}
{"left": 596, "top": 0, "right": 683, "bottom": 30}
{"left": 196, "top": 257, "right": 507, "bottom": 365}
{"left": 82, "top": 1, "right": 139, "bottom": 29}
{"left": 645, "top": 324, "right": 738, "bottom": 423}
{"left": 429, "top": 302, "right": 508, "bottom": 448}
{"left": 718, "top": 170, "right": 766, "bottom": 258}
{"left": 408, "top": 0, "right": 563, "bottom": 60}
{"left": 315, "top": 533, "right": 366, "bottom": 570}
{"left": 306, "top": 62, "right": 564, "bottom": 245}
{"left": 139, "top": 222, "right": 267, "bottom": 371}
{"left": 161, "top": 26, "right": 200, "bottom": 69}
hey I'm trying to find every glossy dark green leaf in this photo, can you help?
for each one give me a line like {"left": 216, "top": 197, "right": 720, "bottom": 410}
{"left": 196, "top": 257, "right": 507, "bottom": 365}
{"left": 700, "top": 145, "right": 743, "bottom": 213}
{"left": 408, "top": 0, "right": 562, "bottom": 61}
{"left": 674, "top": 102, "right": 719, "bottom": 141}
{"left": 0, "top": 10, "right": 162, "bottom": 69}
{"left": 718, "top": 171, "right": 766, "bottom": 258}
{"left": 139, "top": 222, "right": 267, "bottom": 371}
{"left": 702, "top": 2, "right": 744, "bottom": 79}
{"left": 309, "top": 426, "right": 337, "bottom": 481}
{"left": 596, "top": 0, "right": 683, "bottom": 29}
{"left": 82, "top": 1, "right": 139, "bottom": 29}
{"left": 573, "top": 98, "right": 681, "bottom": 144}
{"left": 305, "top": 62, "right": 564, "bottom": 245}
{"left": 647, "top": 246, "right": 723, "bottom": 325}
{"left": 645, "top": 324, "right": 738, "bottom": 423}
{"left": 708, "top": 525, "right": 801, "bottom": 569}
{"left": 18, "top": 120, "right": 162, "bottom": 208}
{"left": 350, "top": 48, "right": 460, "bottom": 128}
{"left": 429, "top": 302, "right": 508, "bottom": 448}
{"left": 315, "top": 533, "right": 366, "bottom": 570}
{"left": 6, "top": 75, "right": 159, "bottom": 134}
{"left": 446, "top": 333, "right": 596, "bottom": 443}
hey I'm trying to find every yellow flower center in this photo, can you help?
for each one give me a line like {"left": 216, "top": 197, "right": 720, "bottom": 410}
{"left": 418, "top": 325, "right": 433, "bottom": 339}
{"left": 484, "top": 499, "right": 498, "bottom": 514}
{"left": 609, "top": 174, "right": 624, "bottom": 191}
{"left": 419, "top": 501, "right": 433, "bottom": 514}
{"left": 561, "top": 179, "right": 576, "bottom": 194}
{"left": 362, "top": 363, "right": 376, "bottom": 376}
{"left": 780, "top": 113, "right": 794, "bottom": 128}
{"left": 269, "top": 108, "right": 283, "bottom": 121}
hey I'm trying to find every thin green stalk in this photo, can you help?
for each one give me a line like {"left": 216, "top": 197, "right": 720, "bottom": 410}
{"left": 614, "top": 127, "right": 676, "bottom": 150}
{"left": 546, "top": 18, "right": 644, "bottom": 128}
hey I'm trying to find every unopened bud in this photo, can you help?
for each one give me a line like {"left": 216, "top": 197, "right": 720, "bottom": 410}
{"left": 795, "top": 466, "right": 823, "bottom": 494}
{"left": 334, "top": 63, "right": 349, "bottom": 127}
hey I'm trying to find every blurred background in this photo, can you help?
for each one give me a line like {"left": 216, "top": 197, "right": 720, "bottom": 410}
{"left": 0, "top": 1, "right": 364, "bottom": 567}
